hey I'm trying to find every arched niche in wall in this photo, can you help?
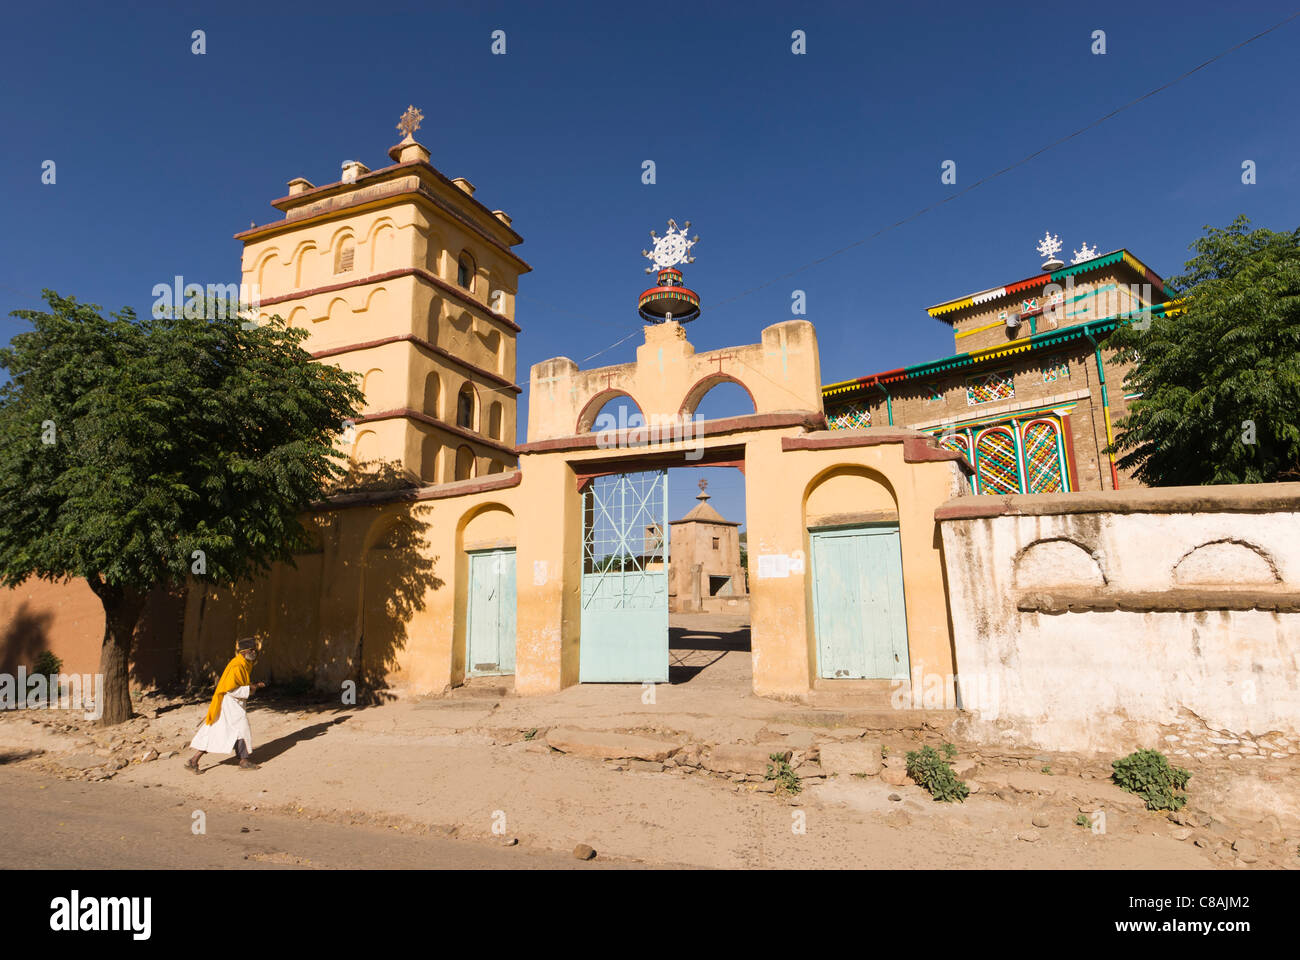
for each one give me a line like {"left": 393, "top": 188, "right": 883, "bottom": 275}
{"left": 454, "top": 444, "right": 476, "bottom": 481}
{"left": 255, "top": 249, "right": 285, "bottom": 295}
{"left": 423, "top": 371, "right": 441, "bottom": 419}
{"left": 362, "top": 286, "right": 388, "bottom": 318}
{"left": 367, "top": 219, "right": 396, "bottom": 274}
{"left": 803, "top": 464, "right": 899, "bottom": 528}
{"left": 420, "top": 435, "right": 441, "bottom": 484}
{"left": 361, "top": 368, "right": 384, "bottom": 407}
{"left": 1013, "top": 538, "right": 1106, "bottom": 589}
{"left": 487, "top": 401, "right": 503, "bottom": 441}
{"left": 425, "top": 298, "right": 441, "bottom": 346}
{"left": 351, "top": 429, "right": 378, "bottom": 466}
{"left": 423, "top": 229, "right": 444, "bottom": 277}
{"left": 291, "top": 241, "right": 317, "bottom": 289}
{"left": 459, "top": 502, "right": 516, "bottom": 551}
{"left": 326, "top": 297, "right": 351, "bottom": 325}
{"left": 1172, "top": 539, "right": 1279, "bottom": 586}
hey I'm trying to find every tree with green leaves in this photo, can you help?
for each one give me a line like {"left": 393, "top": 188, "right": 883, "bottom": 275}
{"left": 1108, "top": 216, "right": 1300, "bottom": 485}
{"left": 0, "top": 291, "right": 364, "bottom": 725}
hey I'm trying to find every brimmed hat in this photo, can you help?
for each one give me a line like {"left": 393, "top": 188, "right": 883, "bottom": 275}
{"left": 236, "top": 637, "right": 259, "bottom": 651}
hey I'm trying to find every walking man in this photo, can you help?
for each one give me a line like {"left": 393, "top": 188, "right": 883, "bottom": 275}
{"left": 185, "top": 637, "right": 266, "bottom": 772}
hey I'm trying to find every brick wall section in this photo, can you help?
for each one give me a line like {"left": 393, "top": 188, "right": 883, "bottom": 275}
{"left": 830, "top": 344, "right": 1131, "bottom": 491}
{"left": 945, "top": 266, "right": 1149, "bottom": 354}
{"left": 826, "top": 255, "right": 1170, "bottom": 492}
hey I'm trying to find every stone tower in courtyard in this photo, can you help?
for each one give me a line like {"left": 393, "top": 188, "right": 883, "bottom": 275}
{"left": 668, "top": 479, "right": 748, "bottom": 614}
{"left": 235, "top": 106, "right": 530, "bottom": 484}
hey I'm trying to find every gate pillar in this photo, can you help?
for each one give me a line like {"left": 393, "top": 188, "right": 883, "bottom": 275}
{"left": 514, "top": 453, "right": 584, "bottom": 694}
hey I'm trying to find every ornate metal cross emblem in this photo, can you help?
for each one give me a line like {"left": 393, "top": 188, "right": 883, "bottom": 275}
{"left": 397, "top": 105, "right": 424, "bottom": 139}
{"left": 642, "top": 219, "right": 699, "bottom": 274}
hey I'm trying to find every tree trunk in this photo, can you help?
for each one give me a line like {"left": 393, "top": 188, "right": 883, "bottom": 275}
{"left": 90, "top": 580, "right": 147, "bottom": 727}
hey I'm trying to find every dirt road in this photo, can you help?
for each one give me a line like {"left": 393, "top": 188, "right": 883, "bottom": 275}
{"left": 0, "top": 615, "right": 1291, "bottom": 869}
{"left": 0, "top": 766, "right": 620, "bottom": 870}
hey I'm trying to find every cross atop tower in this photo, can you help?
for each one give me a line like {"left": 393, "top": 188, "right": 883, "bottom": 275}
{"left": 697, "top": 477, "right": 710, "bottom": 500}
{"left": 397, "top": 104, "right": 424, "bottom": 140}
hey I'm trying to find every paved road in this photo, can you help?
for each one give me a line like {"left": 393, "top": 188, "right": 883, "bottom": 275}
{"left": 0, "top": 766, "right": 618, "bottom": 869}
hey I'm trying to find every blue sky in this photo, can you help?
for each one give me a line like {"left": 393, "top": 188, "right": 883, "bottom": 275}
{"left": 2, "top": 0, "right": 1297, "bottom": 526}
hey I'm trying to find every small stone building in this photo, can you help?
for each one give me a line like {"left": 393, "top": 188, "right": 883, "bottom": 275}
{"left": 668, "top": 481, "right": 747, "bottom": 615}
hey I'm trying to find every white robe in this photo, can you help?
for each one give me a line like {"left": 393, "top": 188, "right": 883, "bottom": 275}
{"left": 189, "top": 685, "right": 253, "bottom": 754}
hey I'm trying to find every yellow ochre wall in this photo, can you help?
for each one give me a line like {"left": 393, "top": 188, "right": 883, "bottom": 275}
{"left": 183, "top": 317, "right": 968, "bottom": 700}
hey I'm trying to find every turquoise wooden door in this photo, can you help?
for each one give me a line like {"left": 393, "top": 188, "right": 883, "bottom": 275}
{"left": 809, "top": 524, "right": 910, "bottom": 680}
{"left": 579, "top": 471, "right": 669, "bottom": 682}
{"left": 467, "top": 548, "right": 516, "bottom": 675}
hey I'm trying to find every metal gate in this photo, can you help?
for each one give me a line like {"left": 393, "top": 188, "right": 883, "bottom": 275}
{"left": 579, "top": 471, "right": 669, "bottom": 682}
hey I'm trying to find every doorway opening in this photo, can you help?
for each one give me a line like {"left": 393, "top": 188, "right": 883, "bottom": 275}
{"left": 665, "top": 464, "right": 750, "bottom": 688}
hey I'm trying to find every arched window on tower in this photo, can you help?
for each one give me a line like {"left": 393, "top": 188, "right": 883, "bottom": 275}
{"left": 456, "top": 383, "right": 476, "bottom": 430}
{"left": 457, "top": 252, "right": 475, "bottom": 291}
{"left": 334, "top": 238, "right": 355, "bottom": 275}
{"left": 487, "top": 401, "right": 503, "bottom": 440}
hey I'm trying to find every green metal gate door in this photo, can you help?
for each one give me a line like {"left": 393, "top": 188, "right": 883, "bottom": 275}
{"left": 579, "top": 471, "right": 669, "bottom": 682}
{"left": 809, "top": 524, "right": 910, "bottom": 680}
{"left": 467, "top": 548, "right": 517, "bottom": 676}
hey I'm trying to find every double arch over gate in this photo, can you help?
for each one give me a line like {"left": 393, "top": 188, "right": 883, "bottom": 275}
{"left": 572, "top": 371, "right": 757, "bottom": 437}
{"left": 508, "top": 319, "right": 967, "bottom": 697}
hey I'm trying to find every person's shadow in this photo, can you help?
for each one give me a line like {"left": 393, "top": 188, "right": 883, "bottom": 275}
{"left": 216, "top": 715, "right": 352, "bottom": 767}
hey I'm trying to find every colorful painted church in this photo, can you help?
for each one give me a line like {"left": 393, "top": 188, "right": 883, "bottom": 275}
{"left": 822, "top": 241, "right": 1180, "bottom": 493}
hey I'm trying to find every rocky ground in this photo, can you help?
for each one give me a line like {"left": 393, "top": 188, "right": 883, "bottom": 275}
{"left": 1, "top": 696, "right": 1294, "bottom": 868}
{"left": 1, "top": 615, "right": 1295, "bottom": 869}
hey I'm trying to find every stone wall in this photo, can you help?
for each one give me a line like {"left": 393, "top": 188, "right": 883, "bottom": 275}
{"left": 936, "top": 484, "right": 1300, "bottom": 756}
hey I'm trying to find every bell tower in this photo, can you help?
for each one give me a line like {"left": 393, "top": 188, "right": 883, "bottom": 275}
{"left": 236, "top": 106, "right": 530, "bottom": 485}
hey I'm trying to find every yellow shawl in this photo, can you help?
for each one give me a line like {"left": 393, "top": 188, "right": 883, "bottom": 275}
{"left": 203, "top": 655, "right": 252, "bottom": 726}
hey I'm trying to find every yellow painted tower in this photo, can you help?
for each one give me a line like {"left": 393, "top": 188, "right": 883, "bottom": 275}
{"left": 235, "top": 106, "right": 529, "bottom": 484}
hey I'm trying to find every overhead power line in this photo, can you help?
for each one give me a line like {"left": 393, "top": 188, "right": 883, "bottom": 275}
{"left": 702, "top": 11, "right": 1300, "bottom": 313}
